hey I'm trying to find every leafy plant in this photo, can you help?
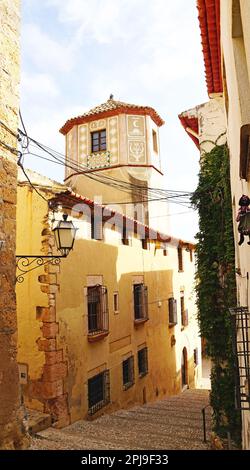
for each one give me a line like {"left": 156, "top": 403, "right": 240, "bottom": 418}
{"left": 192, "top": 143, "right": 241, "bottom": 443}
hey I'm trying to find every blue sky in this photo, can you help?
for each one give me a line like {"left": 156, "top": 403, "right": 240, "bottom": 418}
{"left": 20, "top": 0, "right": 208, "bottom": 240}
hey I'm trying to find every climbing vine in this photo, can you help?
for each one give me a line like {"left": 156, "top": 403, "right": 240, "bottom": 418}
{"left": 191, "top": 143, "right": 241, "bottom": 443}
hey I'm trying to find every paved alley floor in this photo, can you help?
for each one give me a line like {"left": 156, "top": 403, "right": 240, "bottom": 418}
{"left": 30, "top": 389, "right": 211, "bottom": 450}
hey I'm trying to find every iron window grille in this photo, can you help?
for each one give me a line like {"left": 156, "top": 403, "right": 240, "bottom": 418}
{"left": 168, "top": 298, "right": 177, "bottom": 326}
{"left": 88, "top": 369, "right": 110, "bottom": 415}
{"left": 230, "top": 306, "right": 250, "bottom": 410}
{"left": 87, "top": 285, "right": 109, "bottom": 335}
{"left": 138, "top": 347, "right": 148, "bottom": 377}
{"left": 133, "top": 284, "right": 148, "bottom": 321}
{"left": 91, "top": 130, "right": 107, "bottom": 153}
{"left": 123, "top": 356, "right": 134, "bottom": 390}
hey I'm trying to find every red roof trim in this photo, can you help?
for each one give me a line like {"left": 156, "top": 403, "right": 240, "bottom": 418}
{"left": 64, "top": 164, "right": 164, "bottom": 181}
{"left": 60, "top": 106, "right": 164, "bottom": 135}
{"left": 197, "top": 0, "right": 222, "bottom": 95}
{"left": 49, "top": 190, "right": 195, "bottom": 248}
{"left": 178, "top": 115, "right": 199, "bottom": 149}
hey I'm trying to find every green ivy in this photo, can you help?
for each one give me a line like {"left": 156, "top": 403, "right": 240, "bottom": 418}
{"left": 191, "top": 143, "right": 241, "bottom": 443}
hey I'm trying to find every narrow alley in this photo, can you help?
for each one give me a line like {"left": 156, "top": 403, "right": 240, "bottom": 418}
{"left": 30, "top": 389, "right": 211, "bottom": 450}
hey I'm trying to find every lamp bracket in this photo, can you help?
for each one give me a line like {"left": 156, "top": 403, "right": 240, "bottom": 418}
{"left": 16, "top": 255, "right": 65, "bottom": 284}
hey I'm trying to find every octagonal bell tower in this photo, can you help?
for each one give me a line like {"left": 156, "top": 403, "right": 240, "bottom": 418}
{"left": 60, "top": 96, "right": 169, "bottom": 232}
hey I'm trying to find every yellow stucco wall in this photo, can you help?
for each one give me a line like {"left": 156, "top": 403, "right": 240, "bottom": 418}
{"left": 16, "top": 178, "right": 201, "bottom": 423}
{"left": 55, "top": 210, "right": 200, "bottom": 422}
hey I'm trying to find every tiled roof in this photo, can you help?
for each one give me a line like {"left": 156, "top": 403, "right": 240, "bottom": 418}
{"left": 60, "top": 98, "right": 164, "bottom": 135}
{"left": 49, "top": 190, "right": 195, "bottom": 248}
{"left": 178, "top": 109, "right": 199, "bottom": 149}
{"left": 197, "top": 0, "right": 222, "bottom": 95}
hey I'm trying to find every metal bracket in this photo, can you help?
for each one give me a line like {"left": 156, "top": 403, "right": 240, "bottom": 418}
{"left": 16, "top": 255, "right": 64, "bottom": 283}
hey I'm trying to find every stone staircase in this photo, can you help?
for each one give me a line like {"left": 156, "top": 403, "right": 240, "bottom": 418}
{"left": 31, "top": 389, "right": 212, "bottom": 450}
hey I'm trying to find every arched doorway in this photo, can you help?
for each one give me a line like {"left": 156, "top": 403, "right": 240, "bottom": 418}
{"left": 181, "top": 347, "right": 188, "bottom": 389}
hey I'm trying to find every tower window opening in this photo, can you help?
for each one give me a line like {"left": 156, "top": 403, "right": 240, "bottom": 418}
{"left": 91, "top": 130, "right": 107, "bottom": 153}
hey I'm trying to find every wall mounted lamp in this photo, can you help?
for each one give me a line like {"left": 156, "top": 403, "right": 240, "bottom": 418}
{"left": 16, "top": 214, "right": 78, "bottom": 283}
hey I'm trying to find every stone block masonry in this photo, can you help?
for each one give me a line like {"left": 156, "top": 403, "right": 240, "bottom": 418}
{"left": 0, "top": 0, "right": 28, "bottom": 449}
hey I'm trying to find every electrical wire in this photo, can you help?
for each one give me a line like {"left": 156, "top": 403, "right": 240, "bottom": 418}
{"left": 18, "top": 129, "right": 193, "bottom": 200}
{"left": 17, "top": 124, "right": 193, "bottom": 209}
{"left": 18, "top": 161, "right": 49, "bottom": 203}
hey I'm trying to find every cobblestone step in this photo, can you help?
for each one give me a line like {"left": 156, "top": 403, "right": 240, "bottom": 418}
{"left": 31, "top": 389, "right": 211, "bottom": 450}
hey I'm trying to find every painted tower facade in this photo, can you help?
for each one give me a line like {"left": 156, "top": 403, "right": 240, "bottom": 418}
{"left": 60, "top": 97, "right": 169, "bottom": 233}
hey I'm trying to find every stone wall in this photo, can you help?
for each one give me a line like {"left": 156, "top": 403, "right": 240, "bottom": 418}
{"left": 0, "top": 0, "right": 27, "bottom": 449}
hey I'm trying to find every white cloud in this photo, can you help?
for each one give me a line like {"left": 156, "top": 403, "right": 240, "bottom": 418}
{"left": 21, "top": 0, "right": 207, "bottom": 239}
{"left": 21, "top": 23, "right": 74, "bottom": 73}
{"left": 21, "top": 71, "right": 59, "bottom": 98}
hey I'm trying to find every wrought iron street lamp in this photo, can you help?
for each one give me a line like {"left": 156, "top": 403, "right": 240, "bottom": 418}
{"left": 16, "top": 214, "right": 78, "bottom": 283}
{"left": 53, "top": 214, "right": 77, "bottom": 257}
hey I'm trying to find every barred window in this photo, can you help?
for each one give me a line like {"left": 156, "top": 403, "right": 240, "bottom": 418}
{"left": 133, "top": 284, "right": 148, "bottom": 321}
{"left": 88, "top": 370, "right": 110, "bottom": 415}
{"left": 122, "top": 356, "right": 134, "bottom": 390}
{"left": 138, "top": 347, "right": 148, "bottom": 377}
{"left": 87, "top": 285, "right": 109, "bottom": 335}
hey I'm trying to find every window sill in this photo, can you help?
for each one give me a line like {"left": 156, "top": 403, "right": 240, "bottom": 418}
{"left": 88, "top": 331, "right": 109, "bottom": 342}
{"left": 123, "top": 382, "right": 134, "bottom": 391}
{"left": 134, "top": 318, "right": 148, "bottom": 326}
{"left": 88, "top": 398, "right": 110, "bottom": 415}
{"left": 139, "top": 372, "right": 148, "bottom": 378}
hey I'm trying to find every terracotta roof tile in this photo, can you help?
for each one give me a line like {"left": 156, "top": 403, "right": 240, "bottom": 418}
{"left": 197, "top": 0, "right": 222, "bottom": 95}
{"left": 178, "top": 110, "right": 199, "bottom": 149}
{"left": 50, "top": 190, "right": 195, "bottom": 248}
{"left": 60, "top": 98, "right": 164, "bottom": 135}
